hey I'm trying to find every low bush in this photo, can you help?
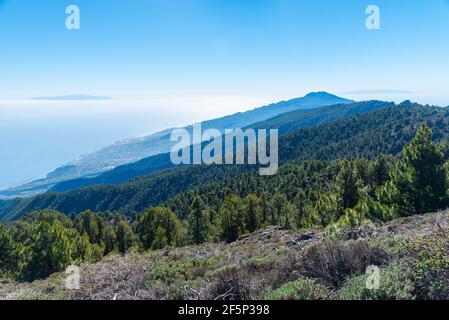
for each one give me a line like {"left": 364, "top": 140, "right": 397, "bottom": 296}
{"left": 71, "top": 254, "right": 147, "bottom": 300}
{"left": 243, "top": 253, "right": 279, "bottom": 273}
{"left": 146, "top": 261, "right": 191, "bottom": 286}
{"left": 200, "top": 265, "right": 253, "bottom": 300}
{"left": 263, "top": 278, "right": 330, "bottom": 300}
{"left": 338, "top": 264, "right": 415, "bottom": 300}
{"left": 298, "top": 240, "right": 391, "bottom": 288}
{"left": 396, "top": 235, "right": 449, "bottom": 300}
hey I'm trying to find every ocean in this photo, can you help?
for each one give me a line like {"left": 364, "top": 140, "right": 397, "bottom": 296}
{"left": 0, "top": 100, "right": 230, "bottom": 189}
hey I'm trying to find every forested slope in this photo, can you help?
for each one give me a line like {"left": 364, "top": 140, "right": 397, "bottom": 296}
{"left": 49, "top": 100, "right": 391, "bottom": 193}
{"left": 3, "top": 103, "right": 449, "bottom": 221}
{"left": 0, "top": 92, "right": 353, "bottom": 198}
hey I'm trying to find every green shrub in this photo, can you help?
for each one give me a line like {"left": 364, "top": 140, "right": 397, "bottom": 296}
{"left": 163, "top": 279, "right": 203, "bottom": 300}
{"left": 264, "top": 278, "right": 330, "bottom": 300}
{"left": 338, "top": 264, "right": 415, "bottom": 300}
{"left": 146, "top": 261, "right": 191, "bottom": 286}
{"left": 396, "top": 235, "right": 449, "bottom": 299}
{"left": 243, "top": 254, "right": 278, "bottom": 273}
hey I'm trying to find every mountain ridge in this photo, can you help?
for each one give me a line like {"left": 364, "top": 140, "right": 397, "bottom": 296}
{"left": 2, "top": 102, "right": 446, "bottom": 221}
{"left": 0, "top": 92, "right": 353, "bottom": 198}
{"left": 47, "top": 100, "right": 392, "bottom": 193}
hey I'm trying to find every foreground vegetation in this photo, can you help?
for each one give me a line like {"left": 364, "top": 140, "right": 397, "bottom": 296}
{"left": 1, "top": 211, "right": 448, "bottom": 300}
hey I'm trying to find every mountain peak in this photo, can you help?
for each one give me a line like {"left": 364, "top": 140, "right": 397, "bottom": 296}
{"left": 298, "top": 92, "right": 355, "bottom": 105}
{"left": 304, "top": 91, "right": 339, "bottom": 98}
{"left": 398, "top": 100, "right": 414, "bottom": 107}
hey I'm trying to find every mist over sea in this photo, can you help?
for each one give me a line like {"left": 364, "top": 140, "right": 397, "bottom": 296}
{"left": 0, "top": 100, "right": 236, "bottom": 189}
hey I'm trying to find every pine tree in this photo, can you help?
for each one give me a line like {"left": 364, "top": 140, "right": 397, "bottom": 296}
{"left": 116, "top": 221, "right": 135, "bottom": 254}
{"left": 187, "top": 197, "right": 211, "bottom": 245}
{"left": 293, "top": 189, "right": 306, "bottom": 228}
{"left": 218, "top": 195, "right": 246, "bottom": 243}
{"left": 152, "top": 227, "right": 168, "bottom": 250}
{"left": 103, "top": 225, "right": 117, "bottom": 255}
{"left": 315, "top": 192, "right": 339, "bottom": 226}
{"left": 270, "top": 192, "right": 287, "bottom": 225}
{"left": 270, "top": 193, "right": 296, "bottom": 229}
{"left": 137, "top": 207, "right": 181, "bottom": 249}
{"left": 369, "top": 155, "right": 392, "bottom": 191}
{"left": 383, "top": 125, "right": 449, "bottom": 215}
{"left": 23, "top": 220, "right": 83, "bottom": 281}
{"left": 78, "top": 210, "right": 101, "bottom": 244}
{"left": 335, "top": 161, "right": 363, "bottom": 214}
{"left": 260, "top": 192, "right": 270, "bottom": 225}
{"left": 243, "top": 194, "right": 262, "bottom": 233}
{"left": 0, "top": 225, "right": 20, "bottom": 278}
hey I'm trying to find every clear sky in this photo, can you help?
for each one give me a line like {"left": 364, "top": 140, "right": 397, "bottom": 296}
{"left": 1, "top": 0, "right": 449, "bottom": 107}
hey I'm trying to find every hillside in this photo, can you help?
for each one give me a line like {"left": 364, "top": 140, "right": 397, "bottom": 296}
{"left": 0, "top": 92, "right": 353, "bottom": 198}
{"left": 0, "top": 199, "right": 21, "bottom": 221}
{"left": 250, "top": 100, "right": 393, "bottom": 134}
{"left": 1, "top": 210, "right": 448, "bottom": 300}
{"left": 2, "top": 103, "right": 448, "bottom": 221}
{"left": 49, "top": 100, "right": 392, "bottom": 193}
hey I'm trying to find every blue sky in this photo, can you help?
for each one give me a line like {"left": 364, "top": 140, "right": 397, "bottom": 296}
{"left": 0, "top": 0, "right": 449, "bottom": 106}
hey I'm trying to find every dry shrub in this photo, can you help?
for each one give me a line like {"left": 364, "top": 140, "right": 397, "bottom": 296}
{"left": 70, "top": 254, "right": 147, "bottom": 300}
{"left": 271, "top": 251, "right": 303, "bottom": 287}
{"left": 298, "top": 240, "right": 391, "bottom": 289}
{"left": 199, "top": 265, "right": 258, "bottom": 300}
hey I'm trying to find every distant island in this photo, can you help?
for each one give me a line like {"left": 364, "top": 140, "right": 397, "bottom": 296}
{"left": 31, "top": 95, "right": 113, "bottom": 101}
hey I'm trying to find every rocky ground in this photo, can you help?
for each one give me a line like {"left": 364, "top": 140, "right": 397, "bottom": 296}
{"left": 1, "top": 211, "right": 448, "bottom": 300}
